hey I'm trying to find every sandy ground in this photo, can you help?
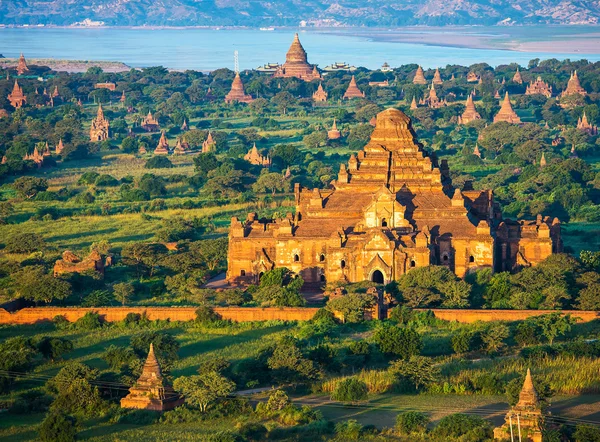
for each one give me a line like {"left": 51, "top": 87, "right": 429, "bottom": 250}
{"left": 0, "top": 58, "right": 131, "bottom": 73}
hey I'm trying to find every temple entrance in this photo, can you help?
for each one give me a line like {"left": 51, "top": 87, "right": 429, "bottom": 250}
{"left": 371, "top": 270, "right": 384, "bottom": 284}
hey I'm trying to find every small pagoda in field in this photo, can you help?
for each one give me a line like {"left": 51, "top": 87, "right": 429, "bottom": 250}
{"left": 224, "top": 73, "right": 253, "bottom": 104}
{"left": 577, "top": 112, "right": 598, "bottom": 135}
{"left": 494, "top": 369, "right": 543, "bottom": 442}
{"left": 154, "top": 131, "right": 169, "bottom": 155}
{"left": 55, "top": 139, "right": 65, "bottom": 155}
{"left": 493, "top": 93, "right": 521, "bottom": 124}
{"left": 141, "top": 111, "right": 160, "bottom": 132}
{"left": 8, "top": 80, "right": 26, "bottom": 109}
{"left": 525, "top": 76, "right": 552, "bottom": 98}
{"left": 121, "top": 344, "right": 184, "bottom": 411}
{"left": 327, "top": 119, "right": 341, "bottom": 140}
{"left": 561, "top": 71, "right": 587, "bottom": 98}
{"left": 413, "top": 66, "right": 427, "bottom": 85}
{"left": 458, "top": 94, "right": 481, "bottom": 124}
{"left": 90, "top": 104, "right": 110, "bottom": 141}
{"left": 244, "top": 143, "right": 271, "bottom": 167}
{"left": 173, "top": 137, "right": 190, "bottom": 155}
{"left": 274, "top": 34, "right": 322, "bottom": 82}
{"left": 410, "top": 97, "right": 418, "bottom": 110}
{"left": 202, "top": 132, "right": 216, "bottom": 153}
{"left": 513, "top": 67, "right": 523, "bottom": 84}
{"left": 312, "top": 82, "right": 328, "bottom": 102}
{"left": 432, "top": 68, "right": 443, "bottom": 85}
{"left": 16, "top": 53, "right": 29, "bottom": 75}
{"left": 343, "top": 76, "right": 365, "bottom": 99}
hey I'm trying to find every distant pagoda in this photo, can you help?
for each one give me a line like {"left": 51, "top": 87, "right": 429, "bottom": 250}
{"left": 202, "top": 132, "right": 216, "bottom": 153}
{"left": 343, "top": 76, "right": 365, "bottom": 99}
{"left": 121, "top": 344, "right": 184, "bottom": 411}
{"left": 23, "top": 146, "right": 44, "bottom": 167}
{"left": 312, "top": 82, "right": 328, "bottom": 102}
{"left": 274, "top": 34, "right": 322, "bottom": 81}
{"left": 413, "top": 66, "right": 427, "bottom": 85}
{"left": 55, "top": 139, "right": 65, "bottom": 155}
{"left": 51, "top": 86, "right": 60, "bottom": 98}
{"left": 425, "top": 82, "right": 446, "bottom": 109}
{"left": 562, "top": 71, "right": 587, "bottom": 97}
{"left": 244, "top": 143, "right": 271, "bottom": 167}
{"left": 141, "top": 111, "right": 160, "bottom": 132}
{"left": 120, "top": 90, "right": 126, "bottom": 103}
{"left": 224, "top": 72, "right": 253, "bottom": 104}
{"left": 467, "top": 72, "right": 480, "bottom": 83}
{"left": 16, "top": 53, "right": 29, "bottom": 75}
{"left": 458, "top": 94, "right": 481, "bottom": 124}
{"left": 525, "top": 76, "right": 552, "bottom": 98}
{"left": 181, "top": 119, "right": 189, "bottom": 131}
{"left": 90, "top": 104, "right": 110, "bottom": 141}
{"left": 577, "top": 112, "right": 598, "bottom": 135}
{"left": 432, "top": 68, "right": 443, "bottom": 85}
{"left": 513, "top": 67, "right": 524, "bottom": 84}
{"left": 7, "top": 80, "right": 26, "bottom": 109}
{"left": 154, "top": 131, "right": 169, "bottom": 155}
{"left": 173, "top": 137, "right": 190, "bottom": 155}
{"left": 410, "top": 96, "right": 418, "bottom": 110}
{"left": 540, "top": 152, "right": 547, "bottom": 168}
{"left": 494, "top": 369, "right": 543, "bottom": 442}
{"left": 493, "top": 92, "right": 521, "bottom": 124}
{"left": 473, "top": 143, "right": 482, "bottom": 158}
{"left": 327, "top": 119, "right": 341, "bottom": 140}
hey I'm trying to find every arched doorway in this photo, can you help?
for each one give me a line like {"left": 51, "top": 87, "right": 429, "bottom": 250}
{"left": 371, "top": 270, "right": 384, "bottom": 284}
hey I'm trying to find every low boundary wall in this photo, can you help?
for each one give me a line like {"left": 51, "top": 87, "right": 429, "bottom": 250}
{"left": 0, "top": 307, "right": 596, "bottom": 325}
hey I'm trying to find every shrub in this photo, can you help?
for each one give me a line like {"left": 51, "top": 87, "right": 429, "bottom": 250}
{"left": 396, "top": 411, "right": 429, "bottom": 435}
{"left": 515, "top": 320, "right": 542, "bottom": 347}
{"left": 37, "top": 337, "right": 73, "bottom": 361}
{"left": 94, "top": 174, "right": 119, "bottom": 186}
{"left": 4, "top": 233, "right": 46, "bottom": 253}
{"left": 52, "top": 315, "right": 70, "bottom": 330}
{"left": 102, "top": 345, "right": 137, "bottom": 371}
{"left": 74, "top": 312, "right": 103, "bottom": 330}
{"left": 145, "top": 156, "right": 173, "bottom": 169}
{"left": 372, "top": 324, "right": 422, "bottom": 359}
{"left": 330, "top": 378, "right": 368, "bottom": 403}
{"left": 334, "top": 419, "right": 363, "bottom": 441}
{"left": 433, "top": 413, "right": 492, "bottom": 439}
{"left": 237, "top": 422, "right": 267, "bottom": 441}
{"left": 266, "top": 390, "right": 291, "bottom": 412}
{"left": 38, "top": 412, "right": 78, "bottom": 442}
{"left": 389, "top": 305, "right": 414, "bottom": 324}
{"left": 574, "top": 424, "right": 600, "bottom": 442}
{"left": 452, "top": 329, "right": 476, "bottom": 354}
{"left": 195, "top": 306, "right": 221, "bottom": 324}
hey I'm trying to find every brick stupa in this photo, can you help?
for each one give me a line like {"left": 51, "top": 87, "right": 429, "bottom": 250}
{"left": 121, "top": 344, "right": 184, "bottom": 411}
{"left": 425, "top": 82, "right": 446, "bottom": 108}
{"left": 202, "top": 132, "right": 216, "bottom": 153}
{"left": 90, "top": 104, "right": 110, "bottom": 141}
{"left": 327, "top": 119, "right": 341, "bottom": 140}
{"left": 312, "top": 82, "right": 328, "bottom": 102}
{"left": 513, "top": 67, "right": 523, "bottom": 84}
{"left": 562, "top": 71, "right": 587, "bottom": 97}
{"left": 141, "top": 111, "right": 160, "bottom": 132}
{"left": 225, "top": 73, "right": 253, "bottom": 104}
{"left": 343, "top": 76, "right": 365, "bottom": 99}
{"left": 16, "top": 53, "right": 28, "bottom": 75}
{"left": 274, "top": 34, "right": 322, "bottom": 81}
{"left": 413, "top": 66, "right": 427, "bottom": 85}
{"left": 458, "top": 94, "right": 482, "bottom": 124}
{"left": 154, "top": 131, "right": 169, "bottom": 155}
{"left": 577, "top": 112, "right": 598, "bottom": 135}
{"left": 432, "top": 68, "right": 443, "bottom": 85}
{"left": 244, "top": 143, "right": 271, "bottom": 167}
{"left": 493, "top": 93, "right": 521, "bottom": 124}
{"left": 8, "top": 80, "right": 26, "bottom": 109}
{"left": 55, "top": 139, "right": 65, "bottom": 155}
{"left": 173, "top": 137, "right": 190, "bottom": 155}
{"left": 410, "top": 96, "right": 418, "bottom": 110}
{"left": 494, "top": 369, "right": 543, "bottom": 442}
{"left": 525, "top": 76, "right": 552, "bottom": 98}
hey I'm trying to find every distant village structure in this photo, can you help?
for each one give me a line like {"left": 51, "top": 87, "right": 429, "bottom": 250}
{"left": 413, "top": 66, "right": 427, "bottom": 85}
{"left": 89, "top": 104, "right": 110, "bottom": 141}
{"left": 274, "top": 34, "right": 322, "bottom": 81}
{"left": 227, "top": 108, "right": 560, "bottom": 286}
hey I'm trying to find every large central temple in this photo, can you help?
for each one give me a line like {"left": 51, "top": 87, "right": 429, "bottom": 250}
{"left": 274, "top": 34, "right": 322, "bottom": 81}
{"left": 227, "top": 109, "right": 561, "bottom": 286}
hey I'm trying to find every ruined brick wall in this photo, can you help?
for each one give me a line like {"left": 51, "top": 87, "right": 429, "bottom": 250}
{"left": 412, "top": 309, "right": 598, "bottom": 323}
{"left": 0, "top": 306, "right": 319, "bottom": 325}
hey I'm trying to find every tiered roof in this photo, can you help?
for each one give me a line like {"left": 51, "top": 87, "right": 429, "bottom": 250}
{"left": 154, "top": 131, "right": 169, "bottom": 155}
{"left": 202, "top": 132, "right": 216, "bottom": 153}
{"left": 327, "top": 119, "right": 341, "bottom": 140}
{"left": 173, "top": 137, "right": 190, "bottom": 155}
{"left": 513, "top": 67, "right": 523, "bottom": 84}
{"left": 244, "top": 143, "right": 271, "bottom": 167}
{"left": 274, "top": 34, "right": 322, "bottom": 81}
{"left": 432, "top": 68, "right": 443, "bottom": 85}
{"left": 343, "top": 76, "right": 365, "bottom": 99}
{"left": 493, "top": 93, "right": 521, "bottom": 124}
{"left": 141, "top": 111, "right": 160, "bottom": 131}
{"left": 577, "top": 112, "right": 598, "bottom": 135}
{"left": 425, "top": 82, "right": 446, "bottom": 108}
{"left": 90, "top": 104, "right": 110, "bottom": 141}
{"left": 562, "top": 71, "right": 587, "bottom": 97}
{"left": 56, "top": 139, "right": 65, "bottom": 155}
{"left": 225, "top": 73, "right": 253, "bottom": 104}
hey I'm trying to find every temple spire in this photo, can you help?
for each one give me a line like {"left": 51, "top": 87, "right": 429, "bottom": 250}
{"left": 493, "top": 92, "right": 521, "bottom": 124}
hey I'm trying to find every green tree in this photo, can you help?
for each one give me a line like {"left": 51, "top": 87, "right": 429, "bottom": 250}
{"left": 252, "top": 172, "right": 289, "bottom": 195}
{"left": 14, "top": 266, "right": 72, "bottom": 304}
{"left": 12, "top": 176, "right": 48, "bottom": 199}
{"left": 113, "top": 282, "right": 135, "bottom": 306}
{"left": 121, "top": 242, "right": 168, "bottom": 277}
{"left": 396, "top": 411, "right": 429, "bottom": 435}
{"left": 46, "top": 362, "right": 99, "bottom": 395}
{"left": 37, "top": 337, "right": 73, "bottom": 361}
{"left": 38, "top": 412, "right": 78, "bottom": 442}
{"left": 190, "top": 237, "right": 229, "bottom": 271}
{"left": 50, "top": 378, "right": 104, "bottom": 417}
{"left": 303, "top": 130, "right": 327, "bottom": 149}
{"left": 267, "top": 336, "right": 317, "bottom": 382}
{"left": 173, "top": 372, "right": 235, "bottom": 412}
{"left": 193, "top": 152, "right": 220, "bottom": 177}
{"left": 130, "top": 331, "right": 179, "bottom": 369}
{"left": 433, "top": 413, "right": 492, "bottom": 439}
{"left": 481, "top": 323, "right": 510, "bottom": 354}
{"left": 145, "top": 156, "right": 173, "bottom": 169}
{"left": 331, "top": 378, "right": 368, "bottom": 404}
{"left": 271, "top": 91, "right": 296, "bottom": 115}
{"left": 4, "top": 233, "right": 46, "bottom": 253}
{"left": 326, "top": 293, "right": 374, "bottom": 323}
{"left": 397, "top": 266, "right": 471, "bottom": 308}
{"left": 372, "top": 324, "right": 422, "bottom": 359}
{"left": 389, "top": 356, "right": 438, "bottom": 390}
{"left": 536, "top": 313, "right": 574, "bottom": 345}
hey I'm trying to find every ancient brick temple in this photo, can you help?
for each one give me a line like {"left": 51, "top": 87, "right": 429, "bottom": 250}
{"left": 141, "top": 111, "right": 160, "bottom": 132}
{"left": 513, "top": 67, "right": 523, "bottom": 84}
{"left": 121, "top": 344, "right": 184, "bottom": 411}
{"left": 16, "top": 53, "right": 29, "bottom": 75}
{"left": 458, "top": 94, "right": 481, "bottom": 124}
{"left": 202, "top": 132, "right": 216, "bottom": 153}
{"left": 225, "top": 73, "right": 254, "bottom": 104}
{"left": 577, "top": 112, "right": 598, "bottom": 135}
{"left": 173, "top": 137, "right": 190, "bottom": 155}
{"left": 494, "top": 369, "right": 543, "bottom": 442}
{"left": 493, "top": 93, "right": 521, "bottom": 124}
{"left": 413, "top": 66, "right": 427, "bottom": 85}
{"left": 227, "top": 108, "right": 560, "bottom": 285}
{"left": 8, "top": 80, "right": 26, "bottom": 109}
{"left": 432, "top": 68, "right": 443, "bottom": 85}
{"left": 525, "top": 76, "right": 552, "bottom": 98}
{"left": 154, "top": 131, "right": 169, "bottom": 155}
{"left": 562, "top": 71, "right": 587, "bottom": 97}
{"left": 312, "top": 82, "right": 328, "bottom": 102}
{"left": 244, "top": 143, "right": 271, "bottom": 166}
{"left": 89, "top": 104, "right": 110, "bottom": 141}
{"left": 274, "top": 34, "right": 322, "bottom": 81}
{"left": 424, "top": 82, "right": 446, "bottom": 109}
{"left": 327, "top": 119, "right": 341, "bottom": 140}
{"left": 343, "top": 76, "right": 365, "bottom": 99}
{"left": 54, "top": 250, "right": 104, "bottom": 276}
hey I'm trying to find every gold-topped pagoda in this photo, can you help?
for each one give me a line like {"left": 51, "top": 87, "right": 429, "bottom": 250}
{"left": 120, "top": 344, "right": 184, "bottom": 411}
{"left": 274, "top": 34, "right": 322, "bottom": 81}
{"left": 154, "top": 131, "right": 169, "bottom": 155}
{"left": 493, "top": 93, "right": 521, "bottom": 124}
{"left": 227, "top": 108, "right": 560, "bottom": 286}
{"left": 141, "top": 111, "right": 160, "bottom": 132}
{"left": 413, "top": 66, "right": 427, "bottom": 85}
{"left": 562, "top": 71, "right": 587, "bottom": 97}
{"left": 16, "top": 53, "right": 28, "bottom": 75}
{"left": 327, "top": 119, "right": 341, "bottom": 140}
{"left": 432, "top": 68, "right": 443, "bottom": 85}
{"left": 90, "top": 104, "right": 110, "bottom": 141}
{"left": 343, "top": 76, "right": 365, "bottom": 100}
{"left": 577, "top": 112, "right": 598, "bottom": 135}
{"left": 525, "top": 76, "right": 552, "bottom": 98}
{"left": 494, "top": 369, "right": 543, "bottom": 442}
{"left": 8, "top": 80, "right": 26, "bottom": 109}
{"left": 458, "top": 94, "right": 481, "bottom": 124}
{"left": 202, "top": 132, "right": 216, "bottom": 153}
{"left": 513, "top": 67, "right": 523, "bottom": 84}
{"left": 244, "top": 143, "right": 271, "bottom": 167}
{"left": 225, "top": 73, "right": 254, "bottom": 104}
{"left": 312, "top": 82, "right": 328, "bottom": 102}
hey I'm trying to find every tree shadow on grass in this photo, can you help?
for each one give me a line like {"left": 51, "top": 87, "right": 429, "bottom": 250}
{"left": 48, "top": 227, "right": 119, "bottom": 243}
{"left": 550, "top": 395, "right": 600, "bottom": 424}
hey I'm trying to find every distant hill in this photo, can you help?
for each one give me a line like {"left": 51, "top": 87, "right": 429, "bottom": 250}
{"left": 0, "top": 0, "right": 599, "bottom": 27}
